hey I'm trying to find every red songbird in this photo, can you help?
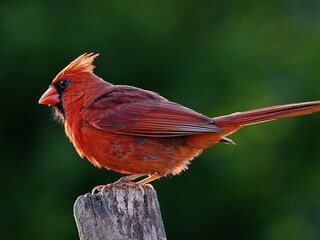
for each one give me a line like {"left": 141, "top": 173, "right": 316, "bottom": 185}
{"left": 39, "top": 53, "right": 320, "bottom": 192}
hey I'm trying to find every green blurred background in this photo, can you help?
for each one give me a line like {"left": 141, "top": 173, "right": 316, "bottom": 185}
{"left": 1, "top": 1, "right": 320, "bottom": 239}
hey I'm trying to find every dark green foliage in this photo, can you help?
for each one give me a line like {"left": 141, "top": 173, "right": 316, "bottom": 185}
{"left": 1, "top": 1, "right": 320, "bottom": 239}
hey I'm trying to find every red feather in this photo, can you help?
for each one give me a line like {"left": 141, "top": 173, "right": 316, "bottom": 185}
{"left": 83, "top": 86, "right": 221, "bottom": 137}
{"left": 39, "top": 53, "right": 320, "bottom": 189}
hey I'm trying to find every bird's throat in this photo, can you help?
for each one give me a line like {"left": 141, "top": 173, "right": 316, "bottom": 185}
{"left": 52, "top": 104, "right": 65, "bottom": 124}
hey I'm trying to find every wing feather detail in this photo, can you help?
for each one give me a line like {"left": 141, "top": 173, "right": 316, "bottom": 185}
{"left": 83, "top": 86, "right": 221, "bottom": 137}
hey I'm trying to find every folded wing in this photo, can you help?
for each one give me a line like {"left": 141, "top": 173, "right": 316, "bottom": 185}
{"left": 83, "top": 86, "right": 221, "bottom": 137}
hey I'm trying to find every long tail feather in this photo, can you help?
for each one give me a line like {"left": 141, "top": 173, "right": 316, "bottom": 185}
{"left": 213, "top": 101, "right": 320, "bottom": 128}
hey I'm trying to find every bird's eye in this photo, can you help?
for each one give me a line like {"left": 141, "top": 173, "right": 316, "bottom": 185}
{"left": 59, "top": 79, "right": 69, "bottom": 89}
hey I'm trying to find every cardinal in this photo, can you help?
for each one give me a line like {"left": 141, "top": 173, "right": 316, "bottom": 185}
{"left": 39, "top": 53, "right": 320, "bottom": 192}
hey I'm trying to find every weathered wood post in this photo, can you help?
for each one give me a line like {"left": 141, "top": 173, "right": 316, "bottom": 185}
{"left": 73, "top": 186, "right": 167, "bottom": 240}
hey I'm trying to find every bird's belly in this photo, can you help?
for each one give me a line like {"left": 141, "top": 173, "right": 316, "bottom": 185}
{"left": 76, "top": 126, "right": 207, "bottom": 175}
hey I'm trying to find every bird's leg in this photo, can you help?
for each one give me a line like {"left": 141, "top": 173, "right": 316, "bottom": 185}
{"left": 92, "top": 173, "right": 147, "bottom": 194}
{"left": 137, "top": 173, "right": 163, "bottom": 186}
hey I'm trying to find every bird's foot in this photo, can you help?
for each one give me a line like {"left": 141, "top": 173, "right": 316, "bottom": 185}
{"left": 91, "top": 174, "right": 147, "bottom": 194}
{"left": 91, "top": 181, "right": 144, "bottom": 194}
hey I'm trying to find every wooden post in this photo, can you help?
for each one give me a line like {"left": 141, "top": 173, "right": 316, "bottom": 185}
{"left": 73, "top": 186, "right": 167, "bottom": 240}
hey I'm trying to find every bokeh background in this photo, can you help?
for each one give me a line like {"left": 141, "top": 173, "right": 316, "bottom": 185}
{"left": 1, "top": 1, "right": 320, "bottom": 239}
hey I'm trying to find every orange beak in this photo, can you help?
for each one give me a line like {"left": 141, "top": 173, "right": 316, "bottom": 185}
{"left": 39, "top": 87, "right": 60, "bottom": 105}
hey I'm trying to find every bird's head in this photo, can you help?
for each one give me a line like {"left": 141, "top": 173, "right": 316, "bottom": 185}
{"left": 39, "top": 52, "right": 106, "bottom": 122}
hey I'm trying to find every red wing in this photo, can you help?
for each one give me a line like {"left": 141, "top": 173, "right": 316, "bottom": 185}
{"left": 83, "top": 87, "right": 221, "bottom": 137}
